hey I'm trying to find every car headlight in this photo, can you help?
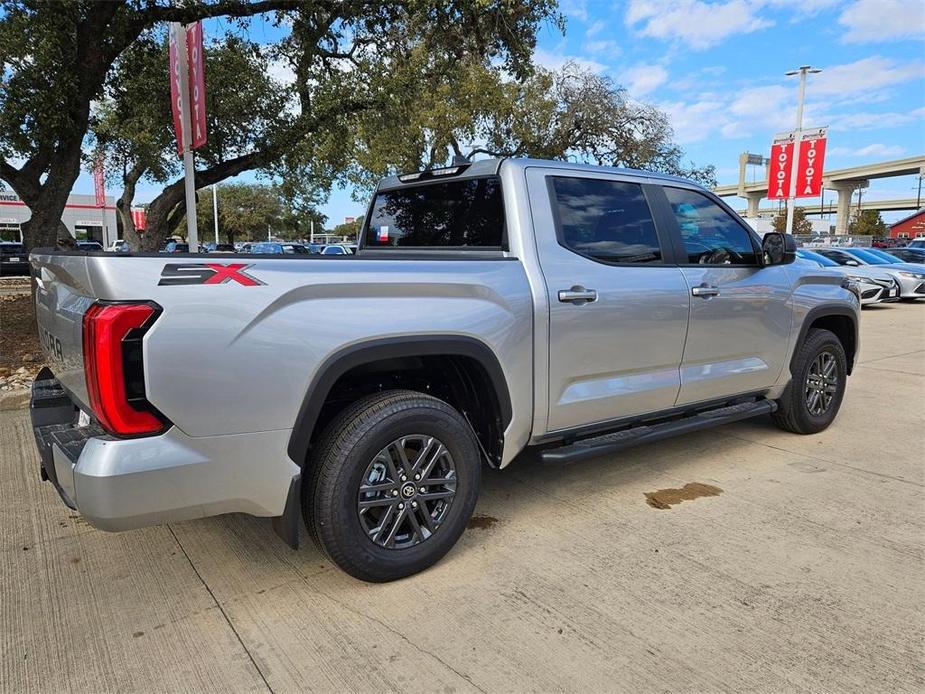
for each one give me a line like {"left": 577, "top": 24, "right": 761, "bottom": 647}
{"left": 897, "top": 271, "right": 925, "bottom": 279}
{"left": 845, "top": 275, "right": 868, "bottom": 284}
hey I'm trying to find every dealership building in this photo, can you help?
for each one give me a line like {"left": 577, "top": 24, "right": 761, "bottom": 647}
{"left": 0, "top": 191, "right": 118, "bottom": 246}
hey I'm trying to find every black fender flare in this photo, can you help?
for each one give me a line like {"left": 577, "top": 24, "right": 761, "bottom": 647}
{"left": 286, "top": 335, "right": 512, "bottom": 465}
{"left": 791, "top": 304, "right": 859, "bottom": 375}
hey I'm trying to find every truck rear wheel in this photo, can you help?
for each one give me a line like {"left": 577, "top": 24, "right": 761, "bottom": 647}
{"left": 303, "top": 390, "right": 481, "bottom": 582}
{"left": 773, "top": 328, "right": 847, "bottom": 435}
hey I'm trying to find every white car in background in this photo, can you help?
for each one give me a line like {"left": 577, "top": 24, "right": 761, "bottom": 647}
{"left": 796, "top": 249, "right": 899, "bottom": 306}
{"left": 814, "top": 247, "right": 925, "bottom": 300}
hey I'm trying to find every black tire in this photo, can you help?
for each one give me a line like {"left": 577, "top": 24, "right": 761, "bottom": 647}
{"left": 772, "top": 328, "right": 847, "bottom": 434}
{"left": 303, "top": 389, "right": 481, "bottom": 582}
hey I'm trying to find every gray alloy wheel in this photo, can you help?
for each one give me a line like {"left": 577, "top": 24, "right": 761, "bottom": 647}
{"left": 804, "top": 351, "right": 838, "bottom": 416}
{"left": 357, "top": 435, "right": 458, "bottom": 549}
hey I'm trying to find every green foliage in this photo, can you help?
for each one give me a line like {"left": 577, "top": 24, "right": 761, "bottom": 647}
{"left": 331, "top": 218, "right": 363, "bottom": 241}
{"left": 848, "top": 209, "right": 887, "bottom": 237}
{"left": 347, "top": 59, "right": 716, "bottom": 193}
{"left": 175, "top": 182, "right": 325, "bottom": 244}
{"left": 1, "top": 0, "right": 561, "bottom": 250}
{"left": 772, "top": 207, "right": 813, "bottom": 234}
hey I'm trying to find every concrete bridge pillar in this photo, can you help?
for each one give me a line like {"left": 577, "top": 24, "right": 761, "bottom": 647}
{"left": 745, "top": 192, "right": 763, "bottom": 218}
{"left": 826, "top": 180, "right": 869, "bottom": 234}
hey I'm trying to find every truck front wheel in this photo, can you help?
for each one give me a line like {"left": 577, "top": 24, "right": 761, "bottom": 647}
{"left": 303, "top": 390, "right": 481, "bottom": 582}
{"left": 773, "top": 328, "right": 847, "bottom": 434}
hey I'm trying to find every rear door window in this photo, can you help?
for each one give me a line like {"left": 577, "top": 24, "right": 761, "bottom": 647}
{"left": 549, "top": 177, "right": 663, "bottom": 264}
{"left": 365, "top": 177, "right": 505, "bottom": 248}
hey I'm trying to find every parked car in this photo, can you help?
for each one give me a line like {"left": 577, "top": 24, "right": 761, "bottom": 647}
{"left": 212, "top": 243, "right": 235, "bottom": 253}
{"left": 29, "top": 158, "right": 859, "bottom": 582}
{"left": 107, "top": 240, "right": 130, "bottom": 253}
{"left": 871, "top": 238, "right": 902, "bottom": 249}
{"left": 159, "top": 241, "right": 189, "bottom": 253}
{"left": 76, "top": 241, "right": 103, "bottom": 251}
{"left": 884, "top": 247, "right": 925, "bottom": 264}
{"left": 321, "top": 244, "right": 353, "bottom": 255}
{"left": 906, "top": 238, "right": 925, "bottom": 249}
{"left": 796, "top": 249, "right": 898, "bottom": 306}
{"left": 0, "top": 241, "right": 29, "bottom": 275}
{"left": 282, "top": 243, "right": 311, "bottom": 254}
{"left": 814, "top": 247, "right": 925, "bottom": 300}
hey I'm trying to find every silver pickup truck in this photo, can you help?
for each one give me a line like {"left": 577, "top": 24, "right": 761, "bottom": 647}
{"left": 29, "top": 158, "right": 859, "bottom": 582}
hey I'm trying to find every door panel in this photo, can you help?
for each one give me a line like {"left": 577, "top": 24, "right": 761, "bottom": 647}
{"left": 526, "top": 169, "right": 690, "bottom": 433}
{"left": 657, "top": 185, "right": 793, "bottom": 404}
{"left": 677, "top": 265, "right": 792, "bottom": 403}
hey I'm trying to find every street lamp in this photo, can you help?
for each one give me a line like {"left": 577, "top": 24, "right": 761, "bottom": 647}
{"left": 783, "top": 65, "right": 822, "bottom": 236}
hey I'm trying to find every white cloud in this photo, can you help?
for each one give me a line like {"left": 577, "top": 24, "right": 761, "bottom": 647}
{"left": 620, "top": 64, "right": 669, "bottom": 96}
{"left": 559, "top": 0, "right": 589, "bottom": 22}
{"left": 829, "top": 107, "right": 925, "bottom": 131}
{"left": 811, "top": 56, "right": 924, "bottom": 97}
{"left": 585, "top": 39, "right": 623, "bottom": 59}
{"left": 660, "top": 98, "right": 728, "bottom": 143}
{"left": 625, "top": 0, "right": 773, "bottom": 49}
{"left": 828, "top": 144, "right": 907, "bottom": 157}
{"left": 533, "top": 48, "right": 607, "bottom": 74}
{"left": 586, "top": 19, "right": 606, "bottom": 37}
{"left": 839, "top": 0, "right": 925, "bottom": 43}
{"left": 267, "top": 57, "right": 296, "bottom": 87}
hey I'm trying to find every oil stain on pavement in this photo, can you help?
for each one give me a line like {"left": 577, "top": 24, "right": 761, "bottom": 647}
{"left": 645, "top": 483, "right": 723, "bottom": 509}
{"left": 467, "top": 515, "right": 499, "bottom": 529}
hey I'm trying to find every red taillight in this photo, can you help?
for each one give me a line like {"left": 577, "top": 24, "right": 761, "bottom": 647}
{"left": 82, "top": 302, "right": 166, "bottom": 436}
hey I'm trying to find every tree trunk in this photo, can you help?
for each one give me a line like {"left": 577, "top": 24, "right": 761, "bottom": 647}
{"left": 115, "top": 163, "right": 145, "bottom": 251}
{"left": 141, "top": 150, "right": 268, "bottom": 250}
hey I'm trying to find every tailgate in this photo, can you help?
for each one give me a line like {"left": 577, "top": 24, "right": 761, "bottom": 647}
{"left": 30, "top": 252, "right": 97, "bottom": 410}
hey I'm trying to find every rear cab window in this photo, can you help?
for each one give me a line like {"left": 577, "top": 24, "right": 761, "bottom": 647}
{"left": 364, "top": 177, "right": 505, "bottom": 249}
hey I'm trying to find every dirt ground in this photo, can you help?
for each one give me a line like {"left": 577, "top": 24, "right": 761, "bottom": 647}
{"left": 1, "top": 301, "right": 923, "bottom": 693}
{"left": 0, "top": 292, "right": 42, "bottom": 373}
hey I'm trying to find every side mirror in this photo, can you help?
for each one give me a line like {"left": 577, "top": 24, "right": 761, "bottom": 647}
{"left": 762, "top": 232, "right": 796, "bottom": 266}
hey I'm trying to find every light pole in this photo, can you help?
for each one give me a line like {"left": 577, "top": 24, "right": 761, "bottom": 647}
{"left": 212, "top": 184, "right": 219, "bottom": 244}
{"left": 784, "top": 65, "right": 822, "bottom": 236}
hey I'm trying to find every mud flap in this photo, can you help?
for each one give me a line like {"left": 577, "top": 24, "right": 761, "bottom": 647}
{"left": 271, "top": 473, "right": 301, "bottom": 549}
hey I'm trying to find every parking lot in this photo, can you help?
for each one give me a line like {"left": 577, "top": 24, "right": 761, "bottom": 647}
{"left": 1, "top": 302, "right": 922, "bottom": 693}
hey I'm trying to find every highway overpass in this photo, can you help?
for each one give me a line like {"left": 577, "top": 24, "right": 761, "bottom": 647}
{"left": 714, "top": 155, "right": 925, "bottom": 232}
{"left": 733, "top": 198, "right": 921, "bottom": 218}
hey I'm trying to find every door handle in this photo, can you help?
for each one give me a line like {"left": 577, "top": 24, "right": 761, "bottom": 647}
{"left": 558, "top": 286, "right": 598, "bottom": 304}
{"left": 691, "top": 285, "right": 720, "bottom": 298}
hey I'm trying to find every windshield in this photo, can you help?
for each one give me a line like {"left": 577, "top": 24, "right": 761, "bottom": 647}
{"left": 322, "top": 246, "right": 345, "bottom": 254}
{"left": 797, "top": 250, "right": 838, "bottom": 267}
{"left": 863, "top": 248, "right": 901, "bottom": 263}
{"left": 843, "top": 248, "right": 889, "bottom": 265}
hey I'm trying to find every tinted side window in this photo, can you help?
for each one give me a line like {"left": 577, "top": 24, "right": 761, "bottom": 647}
{"left": 365, "top": 177, "right": 504, "bottom": 248}
{"left": 550, "top": 177, "right": 662, "bottom": 263}
{"left": 815, "top": 250, "right": 852, "bottom": 266}
{"left": 663, "top": 187, "right": 758, "bottom": 265}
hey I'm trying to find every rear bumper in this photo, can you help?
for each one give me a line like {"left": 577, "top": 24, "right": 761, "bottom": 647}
{"left": 30, "top": 368, "right": 300, "bottom": 533}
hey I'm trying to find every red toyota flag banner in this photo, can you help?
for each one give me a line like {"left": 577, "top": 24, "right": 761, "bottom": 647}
{"left": 795, "top": 136, "right": 827, "bottom": 198}
{"left": 186, "top": 22, "right": 207, "bottom": 150}
{"left": 131, "top": 208, "right": 147, "bottom": 231}
{"left": 168, "top": 26, "right": 185, "bottom": 155}
{"left": 767, "top": 141, "right": 794, "bottom": 200}
{"left": 93, "top": 158, "right": 106, "bottom": 207}
{"left": 168, "top": 22, "right": 207, "bottom": 155}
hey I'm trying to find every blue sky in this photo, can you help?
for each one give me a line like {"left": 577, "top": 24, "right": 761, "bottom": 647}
{"left": 91, "top": 0, "right": 925, "bottom": 226}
